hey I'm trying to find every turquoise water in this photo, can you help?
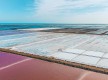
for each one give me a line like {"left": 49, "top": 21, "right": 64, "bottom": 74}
{"left": 1, "top": 24, "right": 107, "bottom": 36}
{"left": 0, "top": 24, "right": 108, "bottom": 30}
{"left": 0, "top": 23, "right": 54, "bottom": 30}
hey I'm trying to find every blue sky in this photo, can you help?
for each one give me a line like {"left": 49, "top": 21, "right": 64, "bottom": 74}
{"left": 0, "top": 0, "right": 108, "bottom": 23}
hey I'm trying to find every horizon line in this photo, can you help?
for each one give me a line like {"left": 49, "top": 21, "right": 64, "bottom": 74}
{"left": 0, "top": 23, "right": 108, "bottom": 25}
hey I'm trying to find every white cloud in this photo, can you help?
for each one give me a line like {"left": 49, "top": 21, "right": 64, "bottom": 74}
{"left": 33, "top": 0, "right": 108, "bottom": 23}
{"left": 59, "top": 7, "right": 108, "bottom": 23}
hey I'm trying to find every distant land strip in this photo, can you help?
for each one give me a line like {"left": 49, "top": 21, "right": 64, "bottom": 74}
{"left": 39, "top": 28, "right": 108, "bottom": 35}
{"left": 0, "top": 48, "right": 107, "bottom": 74}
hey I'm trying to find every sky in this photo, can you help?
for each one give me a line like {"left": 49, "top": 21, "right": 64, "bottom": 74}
{"left": 0, "top": 0, "right": 108, "bottom": 23}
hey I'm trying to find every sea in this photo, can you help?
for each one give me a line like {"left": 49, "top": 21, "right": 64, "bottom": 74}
{"left": 0, "top": 23, "right": 108, "bottom": 30}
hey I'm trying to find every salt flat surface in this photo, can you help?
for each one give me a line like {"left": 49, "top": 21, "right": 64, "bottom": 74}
{"left": 82, "top": 51, "right": 104, "bottom": 57}
{"left": 76, "top": 35, "right": 108, "bottom": 53}
{"left": 1, "top": 30, "right": 108, "bottom": 69}
{"left": 0, "top": 32, "right": 37, "bottom": 40}
{"left": 0, "top": 32, "right": 52, "bottom": 41}
{"left": 0, "top": 33, "right": 67, "bottom": 48}
{"left": 97, "top": 59, "right": 108, "bottom": 68}
{"left": 12, "top": 35, "right": 73, "bottom": 55}
{"left": 103, "top": 53, "right": 108, "bottom": 58}
{"left": 73, "top": 55, "right": 100, "bottom": 65}
{"left": 64, "top": 48, "right": 85, "bottom": 54}
{"left": 49, "top": 52, "right": 78, "bottom": 61}
{"left": 12, "top": 34, "right": 93, "bottom": 55}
